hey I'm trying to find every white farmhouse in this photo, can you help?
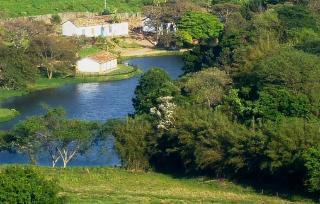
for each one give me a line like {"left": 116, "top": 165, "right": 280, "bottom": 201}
{"left": 62, "top": 17, "right": 129, "bottom": 37}
{"left": 77, "top": 52, "right": 118, "bottom": 74}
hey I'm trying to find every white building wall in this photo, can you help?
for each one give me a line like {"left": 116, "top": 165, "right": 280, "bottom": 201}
{"left": 100, "top": 59, "right": 117, "bottom": 72}
{"left": 111, "top": 22, "right": 129, "bottom": 36}
{"left": 76, "top": 25, "right": 103, "bottom": 37}
{"left": 77, "top": 58, "right": 117, "bottom": 74}
{"left": 62, "top": 21, "right": 78, "bottom": 36}
{"left": 77, "top": 58, "right": 100, "bottom": 73}
{"left": 63, "top": 21, "right": 128, "bottom": 38}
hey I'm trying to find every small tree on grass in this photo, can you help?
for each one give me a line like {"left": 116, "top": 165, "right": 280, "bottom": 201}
{"left": 11, "top": 107, "right": 96, "bottom": 167}
{"left": 53, "top": 120, "right": 95, "bottom": 168}
{"left": 35, "top": 109, "right": 96, "bottom": 168}
{"left": 29, "top": 35, "right": 77, "bottom": 79}
{"left": 36, "top": 107, "right": 66, "bottom": 167}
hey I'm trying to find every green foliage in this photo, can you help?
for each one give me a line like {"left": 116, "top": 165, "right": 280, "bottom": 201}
{"left": 295, "top": 39, "right": 320, "bottom": 56}
{"left": 148, "top": 107, "right": 251, "bottom": 175}
{"left": 133, "top": 68, "right": 178, "bottom": 114}
{"left": 0, "top": 46, "right": 38, "bottom": 89}
{"left": 277, "top": 5, "right": 317, "bottom": 30}
{"left": 178, "top": 12, "right": 224, "bottom": 42}
{"left": 0, "top": 166, "right": 62, "bottom": 203}
{"left": 180, "top": 68, "right": 232, "bottom": 107}
{"left": 260, "top": 118, "right": 320, "bottom": 173}
{"left": 28, "top": 35, "right": 77, "bottom": 79}
{"left": 256, "top": 87, "right": 311, "bottom": 120}
{"left": 183, "top": 43, "right": 222, "bottom": 73}
{"left": 277, "top": 5, "right": 318, "bottom": 42}
{"left": 10, "top": 107, "right": 97, "bottom": 167}
{"left": 250, "top": 49, "right": 320, "bottom": 117}
{"left": 10, "top": 116, "right": 44, "bottom": 164}
{"left": 110, "top": 117, "right": 152, "bottom": 170}
{"left": 303, "top": 146, "right": 320, "bottom": 194}
{"left": 50, "top": 14, "right": 62, "bottom": 25}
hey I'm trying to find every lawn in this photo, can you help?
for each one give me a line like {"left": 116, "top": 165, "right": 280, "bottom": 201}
{"left": 78, "top": 46, "right": 103, "bottom": 58}
{"left": 0, "top": 0, "right": 144, "bottom": 17}
{"left": 29, "top": 167, "right": 313, "bottom": 203}
{"left": 0, "top": 108, "right": 20, "bottom": 122}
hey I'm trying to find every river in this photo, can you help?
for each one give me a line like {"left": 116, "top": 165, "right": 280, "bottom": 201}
{"left": 0, "top": 55, "right": 184, "bottom": 166}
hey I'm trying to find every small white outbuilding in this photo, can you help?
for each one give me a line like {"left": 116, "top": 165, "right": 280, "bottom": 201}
{"left": 62, "top": 16, "right": 129, "bottom": 38}
{"left": 77, "top": 52, "right": 118, "bottom": 74}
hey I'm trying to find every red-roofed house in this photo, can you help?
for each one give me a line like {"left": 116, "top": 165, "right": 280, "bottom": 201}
{"left": 76, "top": 52, "right": 118, "bottom": 74}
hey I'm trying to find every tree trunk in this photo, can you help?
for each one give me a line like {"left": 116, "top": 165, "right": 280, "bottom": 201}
{"left": 63, "top": 160, "right": 67, "bottom": 168}
{"left": 27, "top": 150, "right": 37, "bottom": 165}
{"left": 57, "top": 147, "right": 79, "bottom": 168}
{"left": 48, "top": 70, "right": 53, "bottom": 79}
{"left": 51, "top": 156, "right": 60, "bottom": 167}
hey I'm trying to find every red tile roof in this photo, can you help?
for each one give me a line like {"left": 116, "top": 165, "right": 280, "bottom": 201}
{"left": 69, "top": 16, "right": 111, "bottom": 27}
{"left": 89, "top": 52, "right": 118, "bottom": 63}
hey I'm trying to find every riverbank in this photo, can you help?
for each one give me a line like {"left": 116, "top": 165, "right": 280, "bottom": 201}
{"left": 20, "top": 167, "right": 310, "bottom": 203}
{"left": 0, "top": 64, "right": 140, "bottom": 102}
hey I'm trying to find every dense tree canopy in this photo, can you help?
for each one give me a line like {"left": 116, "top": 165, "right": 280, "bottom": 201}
{"left": 133, "top": 68, "right": 178, "bottom": 114}
{"left": 178, "top": 12, "right": 224, "bottom": 43}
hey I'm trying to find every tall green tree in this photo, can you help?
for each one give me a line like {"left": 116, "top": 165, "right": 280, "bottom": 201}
{"left": 303, "top": 146, "right": 320, "bottom": 195}
{"left": 133, "top": 68, "right": 178, "bottom": 114}
{"left": 180, "top": 68, "right": 232, "bottom": 108}
{"left": 110, "top": 116, "right": 152, "bottom": 170}
{"left": 0, "top": 45, "right": 38, "bottom": 89}
{"left": 29, "top": 35, "right": 77, "bottom": 79}
{"left": 178, "top": 12, "right": 224, "bottom": 43}
{"left": 10, "top": 117, "right": 44, "bottom": 164}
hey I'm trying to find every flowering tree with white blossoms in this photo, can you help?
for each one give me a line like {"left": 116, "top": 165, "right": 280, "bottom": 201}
{"left": 150, "top": 96, "right": 176, "bottom": 130}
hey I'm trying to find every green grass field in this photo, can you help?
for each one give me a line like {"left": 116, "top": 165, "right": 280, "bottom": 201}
{"left": 0, "top": 0, "right": 144, "bottom": 17}
{"left": 0, "top": 108, "right": 20, "bottom": 122}
{"left": 28, "top": 167, "right": 311, "bottom": 203}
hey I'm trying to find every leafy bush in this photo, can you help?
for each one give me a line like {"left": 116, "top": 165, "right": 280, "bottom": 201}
{"left": 0, "top": 166, "right": 63, "bottom": 203}
{"left": 277, "top": 5, "right": 317, "bottom": 31}
{"left": 133, "top": 68, "right": 179, "bottom": 114}
{"left": 50, "top": 14, "right": 61, "bottom": 25}
{"left": 111, "top": 117, "right": 152, "bottom": 171}
{"left": 303, "top": 147, "right": 320, "bottom": 195}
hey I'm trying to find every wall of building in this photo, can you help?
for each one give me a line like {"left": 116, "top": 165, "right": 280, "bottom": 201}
{"left": 77, "top": 58, "right": 100, "bottom": 73}
{"left": 103, "top": 22, "right": 129, "bottom": 37}
{"left": 62, "top": 21, "right": 78, "bottom": 36}
{"left": 62, "top": 22, "right": 129, "bottom": 37}
{"left": 77, "top": 58, "right": 117, "bottom": 74}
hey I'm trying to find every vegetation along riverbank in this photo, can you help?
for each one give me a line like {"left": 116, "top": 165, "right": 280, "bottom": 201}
{"left": 0, "top": 64, "right": 140, "bottom": 102}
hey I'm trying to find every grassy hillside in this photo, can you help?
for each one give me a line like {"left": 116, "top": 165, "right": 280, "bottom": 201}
{"left": 33, "top": 167, "right": 311, "bottom": 203}
{"left": 0, "top": 0, "right": 144, "bottom": 17}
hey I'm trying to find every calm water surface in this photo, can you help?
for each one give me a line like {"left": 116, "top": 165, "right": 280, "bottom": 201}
{"left": 0, "top": 55, "right": 184, "bottom": 166}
